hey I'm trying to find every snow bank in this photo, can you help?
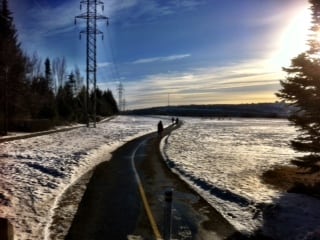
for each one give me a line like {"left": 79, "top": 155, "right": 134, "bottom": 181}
{"left": 0, "top": 116, "right": 168, "bottom": 240}
{"left": 160, "top": 117, "right": 320, "bottom": 239}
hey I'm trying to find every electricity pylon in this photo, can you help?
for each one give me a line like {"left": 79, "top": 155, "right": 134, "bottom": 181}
{"left": 117, "top": 82, "right": 125, "bottom": 112}
{"left": 75, "top": 0, "right": 109, "bottom": 127}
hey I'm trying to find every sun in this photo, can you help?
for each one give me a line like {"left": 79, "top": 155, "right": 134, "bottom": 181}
{"left": 269, "top": 5, "right": 312, "bottom": 72}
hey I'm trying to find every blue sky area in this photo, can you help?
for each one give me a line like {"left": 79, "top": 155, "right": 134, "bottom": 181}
{"left": 10, "top": 0, "right": 311, "bottom": 109}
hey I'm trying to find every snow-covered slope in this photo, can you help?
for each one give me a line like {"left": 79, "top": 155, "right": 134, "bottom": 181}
{"left": 0, "top": 116, "right": 165, "bottom": 240}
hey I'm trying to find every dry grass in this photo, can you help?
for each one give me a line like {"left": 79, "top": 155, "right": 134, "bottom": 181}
{"left": 262, "top": 165, "right": 320, "bottom": 199}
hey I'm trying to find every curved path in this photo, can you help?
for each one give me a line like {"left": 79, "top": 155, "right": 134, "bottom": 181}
{"left": 66, "top": 123, "right": 236, "bottom": 240}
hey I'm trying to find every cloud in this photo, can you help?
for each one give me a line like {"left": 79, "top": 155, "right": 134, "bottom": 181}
{"left": 97, "top": 62, "right": 112, "bottom": 68}
{"left": 28, "top": 1, "right": 78, "bottom": 34}
{"left": 105, "top": 0, "right": 204, "bottom": 25}
{"left": 123, "top": 60, "right": 282, "bottom": 109}
{"left": 11, "top": 0, "right": 82, "bottom": 55}
{"left": 132, "top": 54, "right": 191, "bottom": 64}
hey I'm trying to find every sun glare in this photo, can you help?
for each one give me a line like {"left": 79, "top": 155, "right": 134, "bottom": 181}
{"left": 269, "top": 5, "right": 311, "bottom": 72}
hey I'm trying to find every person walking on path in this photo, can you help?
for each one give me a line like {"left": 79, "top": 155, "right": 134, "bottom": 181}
{"left": 157, "top": 120, "right": 164, "bottom": 137}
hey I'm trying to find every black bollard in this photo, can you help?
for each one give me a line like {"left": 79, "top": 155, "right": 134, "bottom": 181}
{"left": 0, "top": 218, "right": 13, "bottom": 240}
{"left": 163, "top": 189, "right": 173, "bottom": 240}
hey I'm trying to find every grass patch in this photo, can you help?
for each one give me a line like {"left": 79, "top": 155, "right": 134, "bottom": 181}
{"left": 262, "top": 165, "right": 320, "bottom": 199}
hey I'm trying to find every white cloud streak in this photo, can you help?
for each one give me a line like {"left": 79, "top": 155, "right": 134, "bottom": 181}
{"left": 13, "top": 0, "right": 203, "bottom": 52}
{"left": 97, "top": 62, "right": 112, "bottom": 68}
{"left": 28, "top": 0, "right": 79, "bottom": 35}
{"left": 105, "top": 0, "right": 204, "bottom": 25}
{"left": 132, "top": 54, "right": 191, "bottom": 64}
{"left": 124, "top": 60, "right": 282, "bottom": 109}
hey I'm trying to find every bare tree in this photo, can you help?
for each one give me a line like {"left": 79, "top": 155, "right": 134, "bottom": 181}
{"left": 74, "top": 65, "right": 84, "bottom": 94}
{"left": 27, "top": 51, "right": 42, "bottom": 80}
{"left": 52, "top": 56, "right": 67, "bottom": 90}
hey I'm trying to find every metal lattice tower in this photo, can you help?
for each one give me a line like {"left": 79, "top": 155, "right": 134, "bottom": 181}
{"left": 117, "top": 82, "right": 123, "bottom": 112}
{"left": 75, "top": 0, "right": 108, "bottom": 127}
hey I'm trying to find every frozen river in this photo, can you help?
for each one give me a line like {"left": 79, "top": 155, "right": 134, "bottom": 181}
{"left": 161, "top": 117, "right": 320, "bottom": 238}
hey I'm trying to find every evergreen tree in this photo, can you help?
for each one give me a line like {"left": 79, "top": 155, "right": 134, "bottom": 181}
{"left": 276, "top": 0, "right": 320, "bottom": 170}
{"left": 104, "top": 89, "right": 119, "bottom": 114}
{"left": 75, "top": 86, "right": 87, "bottom": 123}
{"left": 0, "top": 0, "right": 28, "bottom": 134}
{"left": 67, "top": 71, "right": 76, "bottom": 95}
{"left": 56, "top": 74, "right": 76, "bottom": 121}
{"left": 56, "top": 86, "right": 73, "bottom": 121}
{"left": 307, "top": 0, "right": 320, "bottom": 55}
{"left": 74, "top": 65, "right": 83, "bottom": 95}
{"left": 44, "top": 57, "right": 53, "bottom": 91}
{"left": 89, "top": 88, "right": 118, "bottom": 118}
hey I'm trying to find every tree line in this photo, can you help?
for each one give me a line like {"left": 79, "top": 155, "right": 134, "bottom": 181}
{"left": 0, "top": 0, "right": 118, "bottom": 135}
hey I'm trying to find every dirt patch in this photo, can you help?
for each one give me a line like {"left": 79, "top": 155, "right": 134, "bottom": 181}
{"left": 262, "top": 165, "right": 320, "bottom": 199}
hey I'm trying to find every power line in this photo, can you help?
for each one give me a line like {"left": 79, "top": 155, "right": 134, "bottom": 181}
{"left": 106, "top": 27, "right": 121, "bottom": 83}
{"left": 102, "top": 27, "right": 126, "bottom": 111}
{"left": 106, "top": 28, "right": 127, "bottom": 111}
{"left": 101, "top": 36, "right": 117, "bottom": 84}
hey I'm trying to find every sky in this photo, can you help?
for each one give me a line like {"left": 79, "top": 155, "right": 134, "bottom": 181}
{"left": 9, "top": 0, "right": 311, "bottom": 109}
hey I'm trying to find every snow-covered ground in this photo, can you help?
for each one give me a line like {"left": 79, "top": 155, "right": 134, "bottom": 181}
{"left": 0, "top": 116, "right": 168, "bottom": 240}
{"left": 161, "top": 117, "right": 320, "bottom": 239}
{"left": 1, "top": 116, "right": 319, "bottom": 240}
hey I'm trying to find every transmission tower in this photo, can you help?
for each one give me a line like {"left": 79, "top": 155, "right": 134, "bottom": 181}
{"left": 117, "top": 82, "right": 124, "bottom": 112}
{"left": 75, "top": 0, "right": 109, "bottom": 127}
{"left": 122, "top": 98, "right": 126, "bottom": 112}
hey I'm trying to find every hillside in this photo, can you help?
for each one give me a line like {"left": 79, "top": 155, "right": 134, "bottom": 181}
{"left": 125, "top": 102, "right": 291, "bottom": 118}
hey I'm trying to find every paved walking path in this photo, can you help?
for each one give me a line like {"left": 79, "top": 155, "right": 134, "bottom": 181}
{"left": 66, "top": 123, "right": 237, "bottom": 240}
